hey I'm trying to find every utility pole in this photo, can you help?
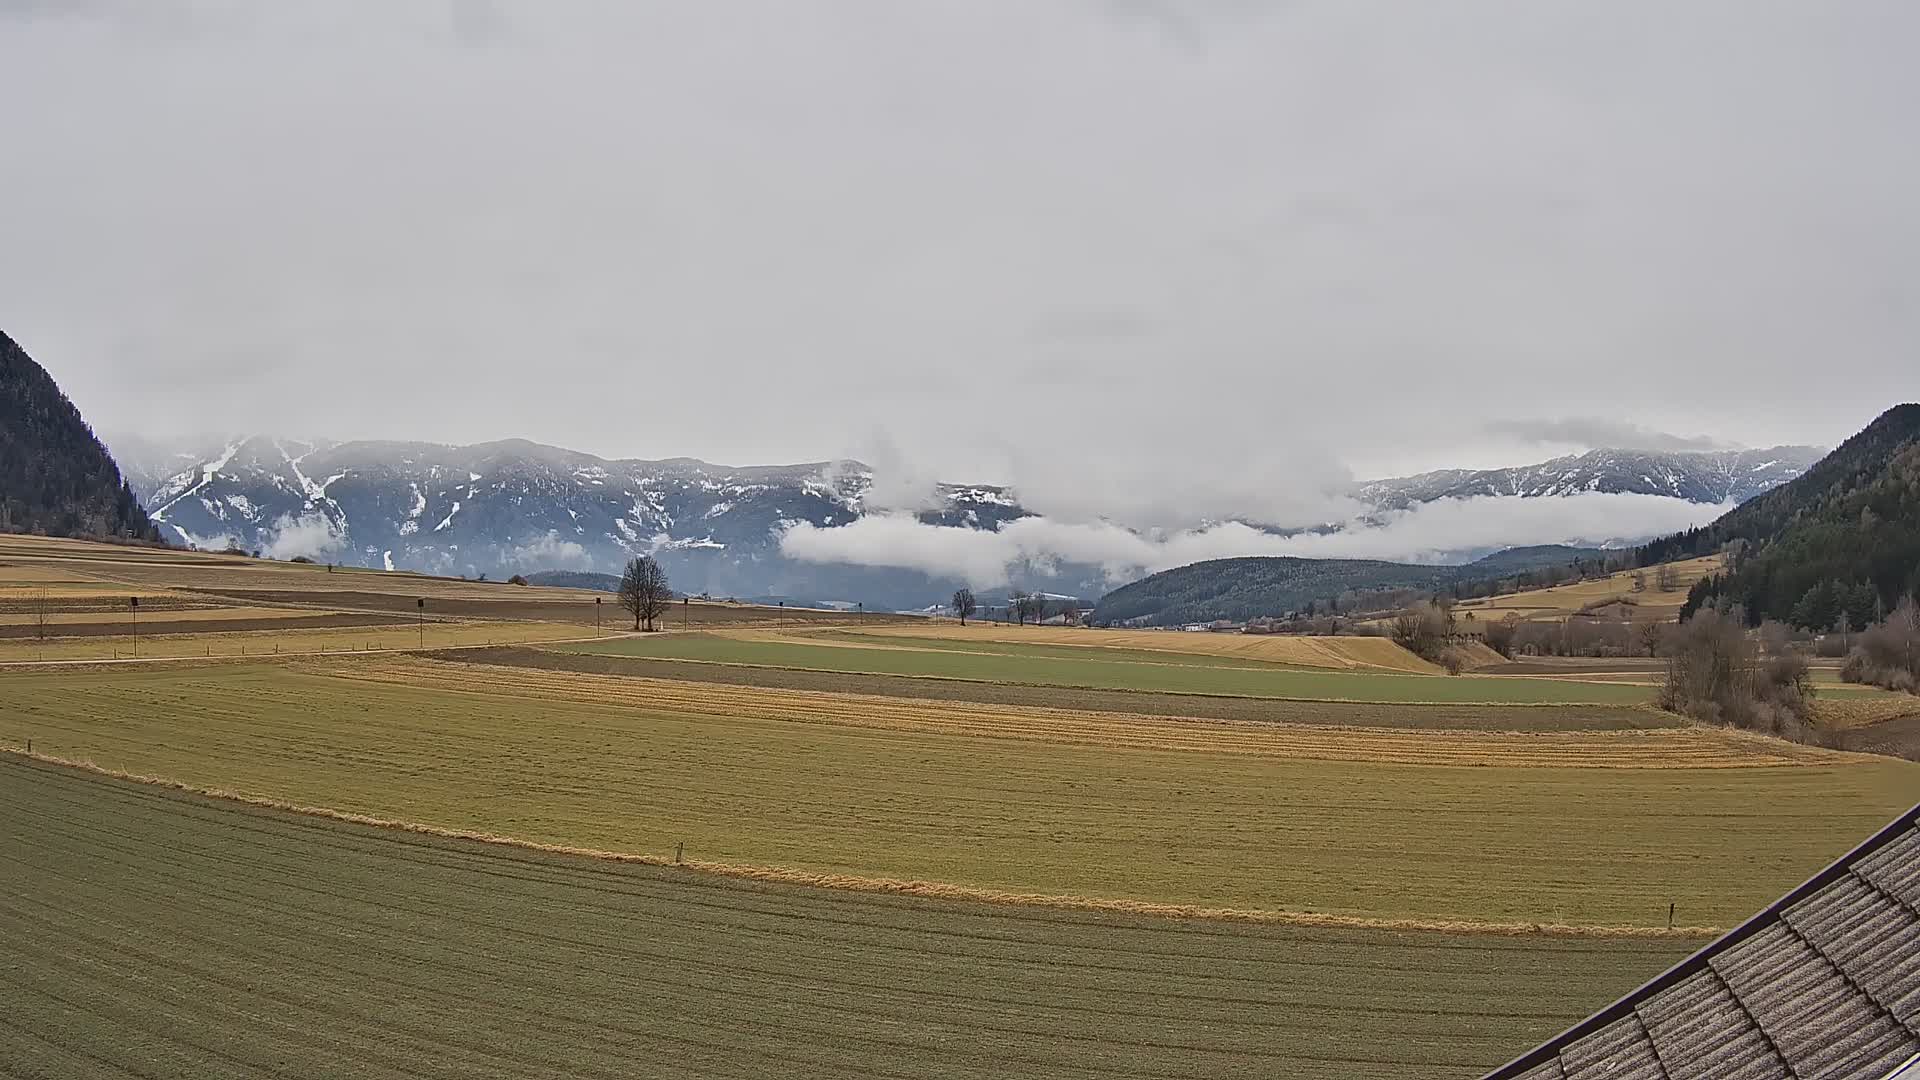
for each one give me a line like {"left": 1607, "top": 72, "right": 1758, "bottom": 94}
{"left": 417, "top": 597, "right": 426, "bottom": 649}
{"left": 129, "top": 596, "right": 139, "bottom": 657}
{"left": 595, "top": 595, "right": 603, "bottom": 632}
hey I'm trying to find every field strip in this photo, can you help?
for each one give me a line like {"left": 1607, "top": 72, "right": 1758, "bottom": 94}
{"left": 0, "top": 627, "right": 628, "bottom": 667}
{"left": 721, "top": 628, "right": 1314, "bottom": 672}
{"left": 434, "top": 646, "right": 1681, "bottom": 731}
{"left": 319, "top": 656, "right": 1830, "bottom": 768}
{"left": 9, "top": 661, "right": 1911, "bottom": 927}
{"left": 0, "top": 748, "right": 1723, "bottom": 938}
{"left": 547, "top": 643, "right": 1656, "bottom": 706}
{"left": 845, "top": 624, "right": 1447, "bottom": 673}
{"left": 0, "top": 753, "right": 1708, "bottom": 1079}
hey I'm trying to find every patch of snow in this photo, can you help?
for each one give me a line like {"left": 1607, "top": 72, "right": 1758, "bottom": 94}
{"left": 434, "top": 501, "right": 461, "bottom": 532}
{"left": 151, "top": 439, "right": 242, "bottom": 520}
{"left": 704, "top": 501, "right": 734, "bottom": 519}
{"left": 226, "top": 494, "right": 256, "bottom": 517}
{"left": 469, "top": 472, "right": 482, "bottom": 482}
{"left": 406, "top": 483, "right": 426, "bottom": 520}
{"left": 383, "top": 550, "right": 395, "bottom": 572}
{"left": 651, "top": 533, "right": 726, "bottom": 551}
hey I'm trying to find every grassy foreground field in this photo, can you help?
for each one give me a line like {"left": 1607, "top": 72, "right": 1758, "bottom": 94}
{"left": 0, "top": 756, "right": 1699, "bottom": 1080}
{"left": 558, "top": 632, "right": 1657, "bottom": 704}
{"left": 5, "top": 658, "right": 1913, "bottom": 927}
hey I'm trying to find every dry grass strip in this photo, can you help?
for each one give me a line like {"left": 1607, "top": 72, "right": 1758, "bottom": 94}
{"left": 315, "top": 656, "right": 1839, "bottom": 769}
{"left": 0, "top": 747, "right": 1722, "bottom": 939}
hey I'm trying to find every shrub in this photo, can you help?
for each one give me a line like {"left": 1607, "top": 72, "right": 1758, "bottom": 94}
{"left": 1842, "top": 599, "right": 1920, "bottom": 693}
{"left": 507, "top": 574, "right": 529, "bottom": 586}
{"left": 1658, "top": 609, "right": 1818, "bottom": 740}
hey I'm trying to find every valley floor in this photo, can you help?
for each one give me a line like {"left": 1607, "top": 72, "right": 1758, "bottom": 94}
{"left": 4, "top": 535, "right": 1918, "bottom": 1077}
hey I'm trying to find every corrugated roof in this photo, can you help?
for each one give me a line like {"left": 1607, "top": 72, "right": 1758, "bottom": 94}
{"left": 1486, "top": 804, "right": 1920, "bottom": 1080}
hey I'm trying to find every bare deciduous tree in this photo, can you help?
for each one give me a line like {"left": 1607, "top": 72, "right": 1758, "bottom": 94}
{"left": 951, "top": 588, "right": 976, "bottom": 626}
{"left": 618, "top": 555, "right": 672, "bottom": 631}
{"left": 1655, "top": 562, "right": 1679, "bottom": 593}
{"left": 31, "top": 587, "right": 50, "bottom": 641}
{"left": 1638, "top": 619, "right": 1667, "bottom": 658}
{"left": 1483, "top": 614, "right": 1519, "bottom": 659}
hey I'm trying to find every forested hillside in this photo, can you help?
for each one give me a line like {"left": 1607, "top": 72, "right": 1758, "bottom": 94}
{"left": 0, "top": 331, "right": 158, "bottom": 541}
{"left": 1660, "top": 404, "right": 1920, "bottom": 627}
{"left": 1090, "top": 546, "right": 1605, "bottom": 627}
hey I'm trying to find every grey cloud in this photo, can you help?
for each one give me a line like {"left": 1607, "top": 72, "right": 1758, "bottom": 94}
{"left": 1, "top": 1, "right": 1911, "bottom": 506}
{"left": 1484, "top": 418, "right": 1731, "bottom": 454}
{"left": 781, "top": 492, "right": 1726, "bottom": 589}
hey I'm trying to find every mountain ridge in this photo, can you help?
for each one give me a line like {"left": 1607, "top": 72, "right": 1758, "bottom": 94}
{"left": 0, "top": 332, "right": 158, "bottom": 542}
{"left": 109, "top": 430, "right": 1822, "bottom": 611}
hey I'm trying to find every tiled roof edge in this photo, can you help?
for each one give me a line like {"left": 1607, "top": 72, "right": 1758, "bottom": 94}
{"left": 1482, "top": 801, "right": 1920, "bottom": 1079}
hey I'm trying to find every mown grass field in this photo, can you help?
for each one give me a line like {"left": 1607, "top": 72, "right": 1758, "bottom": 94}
{"left": 0, "top": 618, "right": 596, "bottom": 661}
{"left": 854, "top": 622, "right": 1454, "bottom": 672}
{"left": 0, "top": 756, "right": 1701, "bottom": 1080}
{"left": 451, "top": 646, "right": 1680, "bottom": 731}
{"left": 557, "top": 631, "right": 1658, "bottom": 704}
{"left": 5, "top": 658, "right": 1913, "bottom": 927}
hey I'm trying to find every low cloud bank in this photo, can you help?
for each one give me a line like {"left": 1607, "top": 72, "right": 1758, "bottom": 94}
{"left": 510, "top": 530, "right": 592, "bottom": 571}
{"left": 262, "top": 512, "right": 346, "bottom": 561}
{"left": 779, "top": 492, "right": 1727, "bottom": 589}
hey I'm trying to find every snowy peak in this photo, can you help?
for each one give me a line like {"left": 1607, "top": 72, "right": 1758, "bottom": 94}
{"left": 128, "top": 434, "right": 1027, "bottom": 607}
{"left": 1356, "top": 445, "right": 1824, "bottom": 509}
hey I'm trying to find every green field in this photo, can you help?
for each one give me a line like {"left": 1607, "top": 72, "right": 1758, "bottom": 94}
{"left": 0, "top": 757, "right": 1701, "bottom": 1080}
{"left": 445, "top": 646, "right": 1681, "bottom": 731}
{"left": 5, "top": 660, "right": 1913, "bottom": 927}
{"left": 556, "top": 633, "right": 1657, "bottom": 704}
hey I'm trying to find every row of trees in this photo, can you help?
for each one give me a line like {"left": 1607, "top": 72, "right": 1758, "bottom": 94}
{"left": 951, "top": 588, "right": 1082, "bottom": 626}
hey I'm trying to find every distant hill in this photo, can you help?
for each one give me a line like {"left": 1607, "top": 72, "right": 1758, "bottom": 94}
{"left": 1651, "top": 404, "right": 1920, "bottom": 627}
{"left": 1090, "top": 545, "right": 1605, "bottom": 627}
{"left": 0, "top": 332, "right": 158, "bottom": 542}
{"left": 523, "top": 570, "right": 621, "bottom": 592}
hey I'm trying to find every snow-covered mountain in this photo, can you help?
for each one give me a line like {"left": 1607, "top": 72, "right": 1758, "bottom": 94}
{"left": 1355, "top": 446, "right": 1824, "bottom": 509}
{"left": 112, "top": 435, "right": 1822, "bottom": 610}
{"left": 125, "top": 435, "right": 1025, "bottom": 608}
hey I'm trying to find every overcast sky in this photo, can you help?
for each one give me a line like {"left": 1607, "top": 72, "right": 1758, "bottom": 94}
{"left": 4, "top": 0, "right": 1915, "bottom": 494}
